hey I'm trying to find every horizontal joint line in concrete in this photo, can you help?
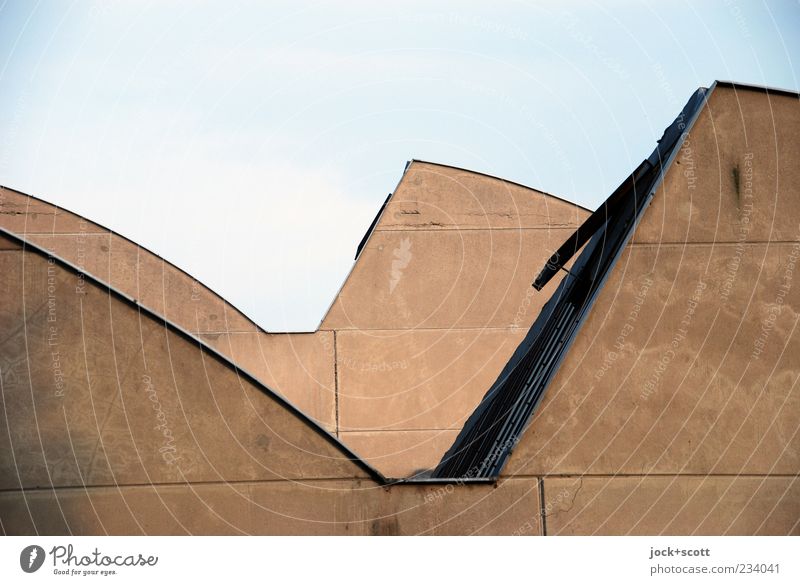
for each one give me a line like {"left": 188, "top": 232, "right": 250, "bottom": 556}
{"left": 339, "top": 428, "right": 461, "bottom": 433}
{"left": 200, "top": 330, "right": 322, "bottom": 336}
{"left": 22, "top": 231, "right": 112, "bottom": 236}
{"left": 0, "top": 476, "right": 375, "bottom": 494}
{"left": 321, "top": 326, "right": 532, "bottom": 333}
{"left": 630, "top": 240, "right": 800, "bottom": 246}
{"left": 3, "top": 474, "right": 796, "bottom": 495}
{"left": 193, "top": 330, "right": 261, "bottom": 335}
{"left": 512, "top": 473, "right": 800, "bottom": 479}
{"left": 375, "top": 226, "right": 582, "bottom": 233}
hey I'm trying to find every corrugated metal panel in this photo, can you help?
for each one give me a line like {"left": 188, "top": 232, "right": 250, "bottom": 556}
{"left": 430, "top": 86, "right": 711, "bottom": 480}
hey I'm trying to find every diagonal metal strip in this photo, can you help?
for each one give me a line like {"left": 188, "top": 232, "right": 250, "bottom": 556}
{"left": 430, "top": 86, "right": 710, "bottom": 480}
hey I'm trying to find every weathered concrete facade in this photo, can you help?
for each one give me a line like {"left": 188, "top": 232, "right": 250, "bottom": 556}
{"left": 0, "top": 161, "right": 587, "bottom": 477}
{"left": 0, "top": 82, "right": 798, "bottom": 534}
{"left": 322, "top": 162, "right": 588, "bottom": 476}
{"left": 503, "top": 83, "right": 800, "bottom": 534}
{"left": 0, "top": 237, "right": 539, "bottom": 534}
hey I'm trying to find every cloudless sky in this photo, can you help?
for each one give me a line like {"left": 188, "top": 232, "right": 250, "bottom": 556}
{"left": 1, "top": 0, "right": 798, "bottom": 330}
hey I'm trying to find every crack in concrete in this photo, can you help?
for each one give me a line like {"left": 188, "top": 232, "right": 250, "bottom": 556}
{"left": 545, "top": 476, "right": 584, "bottom": 520}
{"left": 562, "top": 477, "right": 584, "bottom": 514}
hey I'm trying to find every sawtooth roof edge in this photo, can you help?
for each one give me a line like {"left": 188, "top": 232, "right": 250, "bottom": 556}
{"left": 430, "top": 83, "right": 714, "bottom": 480}
{"left": 407, "top": 159, "right": 593, "bottom": 213}
{"left": 1, "top": 225, "right": 503, "bottom": 485}
{"left": 0, "top": 225, "right": 390, "bottom": 484}
{"left": 318, "top": 159, "right": 587, "bottom": 330}
{"left": 0, "top": 184, "right": 268, "bottom": 333}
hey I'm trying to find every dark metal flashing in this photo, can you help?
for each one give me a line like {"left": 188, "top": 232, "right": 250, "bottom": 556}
{"left": 0, "top": 226, "right": 389, "bottom": 485}
{"left": 353, "top": 158, "right": 591, "bottom": 260}
{"left": 533, "top": 86, "right": 710, "bottom": 291}
{"left": 532, "top": 159, "right": 651, "bottom": 291}
{"left": 430, "top": 86, "right": 711, "bottom": 480}
{"left": 355, "top": 192, "right": 391, "bottom": 259}
{"left": 394, "top": 476, "right": 495, "bottom": 485}
{"left": 353, "top": 160, "right": 416, "bottom": 261}
{"left": 713, "top": 80, "right": 800, "bottom": 99}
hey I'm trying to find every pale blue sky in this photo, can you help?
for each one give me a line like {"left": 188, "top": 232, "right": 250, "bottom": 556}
{"left": 1, "top": 1, "right": 798, "bottom": 330}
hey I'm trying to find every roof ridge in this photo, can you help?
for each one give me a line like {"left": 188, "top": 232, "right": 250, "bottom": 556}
{"left": 408, "top": 159, "right": 592, "bottom": 213}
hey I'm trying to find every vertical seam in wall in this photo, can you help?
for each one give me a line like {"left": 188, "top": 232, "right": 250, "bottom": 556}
{"left": 333, "top": 330, "right": 340, "bottom": 438}
{"left": 539, "top": 477, "right": 547, "bottom": 536}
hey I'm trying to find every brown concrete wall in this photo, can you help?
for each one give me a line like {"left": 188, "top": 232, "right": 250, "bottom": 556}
{"left": 0, "top": 242, "right": 366, "bottom": 489}
{"left": 1, "top": 163, "right": 590, "bottom": 478}
{"left": 503, "top": 85, "right": 800, "bottom": 535}
{"left": 324, "top": 162, "right": 589, "bottom": 475}
{"left": 198, "top": 331, "right": 336, "bottom": 433}
{"left": 0, "top": 187, "right": 336, "bottom": 430}
{"left": 0, "top": 477, "right": 541, "bottom": 536}
{"left": 1, "top": 85, "right": 796, "bottom": 534}
{"left": 543, "top": 476, "right": 799, "bottom": 535}
{"left": 0, "top": 236, "right": 543, "bottom": 535}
